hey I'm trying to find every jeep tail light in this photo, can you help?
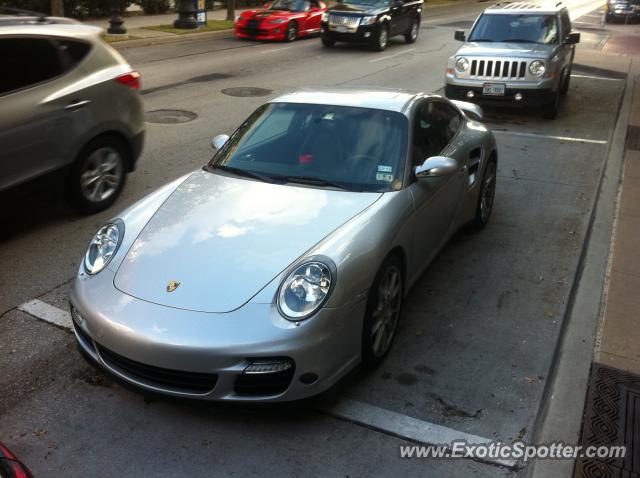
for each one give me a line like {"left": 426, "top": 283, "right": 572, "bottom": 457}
{"left": 115, "top": 71, "right": 141, "bottom": 90}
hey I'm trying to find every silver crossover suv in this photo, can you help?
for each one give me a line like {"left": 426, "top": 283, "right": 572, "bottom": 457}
{"left": 445, "top": 1, "right": 580, "bottom": 119}
{"left": 0, "top": 13, "right": 144, "bottom": 213}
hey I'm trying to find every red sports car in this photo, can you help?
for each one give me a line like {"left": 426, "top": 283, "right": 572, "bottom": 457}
{"left": 235, "top": 0, "right": 327, "bottom": 41}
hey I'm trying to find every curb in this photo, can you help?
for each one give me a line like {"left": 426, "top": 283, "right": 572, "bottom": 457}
{"left": 106, "top": 0, "right": 481, "bottom": 50}
{"left": 527, "top": 64, "right": 635, "bottom": 477}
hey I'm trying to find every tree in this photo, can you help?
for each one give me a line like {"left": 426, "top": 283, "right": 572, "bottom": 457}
{"left": 51, "top": 0, "right": 63, "bottom": 16}
{"left": 226, "top": 0, "right": 235, "bottom": 21}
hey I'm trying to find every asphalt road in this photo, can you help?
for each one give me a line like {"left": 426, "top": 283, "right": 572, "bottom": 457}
{"left": 0, "top": 1, "right": 629, "bottom": 476}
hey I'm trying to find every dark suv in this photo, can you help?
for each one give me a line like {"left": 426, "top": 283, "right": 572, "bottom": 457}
{"left": 320, "top": 0, "right": 423, "bottom": 51}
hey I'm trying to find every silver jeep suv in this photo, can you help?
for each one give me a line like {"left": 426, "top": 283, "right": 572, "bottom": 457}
{"left": 444, "top": 1, "right": 580, "bottom": 119}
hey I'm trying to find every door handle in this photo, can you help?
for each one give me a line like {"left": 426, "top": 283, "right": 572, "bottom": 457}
{"left": 65, "top": 99, "right": 91, "bottom": 111}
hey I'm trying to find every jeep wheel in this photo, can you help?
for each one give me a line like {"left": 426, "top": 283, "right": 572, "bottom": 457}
{"left": 542, "top": 90, "right": 560, "bottom": 119}
{"left": 321, "top": 34, "right": 335, "bottom": 47}
{"left": 372, "top": 24, "right": 388, "bottom": 51}
{"left": 405, "top": 17, "right": 419, "bottom": 43}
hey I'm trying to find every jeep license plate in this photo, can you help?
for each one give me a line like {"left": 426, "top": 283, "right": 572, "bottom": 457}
{"left": 482, "top": 83, "right": 506, "bottom": 96}
{"left": 335, "top": 26, "right": 348, "bottom": 33}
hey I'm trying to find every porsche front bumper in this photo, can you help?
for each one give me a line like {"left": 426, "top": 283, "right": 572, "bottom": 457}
{"left": 69, "top": 268, "right": 365, "bottom": 401}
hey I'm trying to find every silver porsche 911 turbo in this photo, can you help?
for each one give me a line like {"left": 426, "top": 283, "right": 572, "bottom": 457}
{"left": 69, "top": 88, "right": 497, "bottom": 401}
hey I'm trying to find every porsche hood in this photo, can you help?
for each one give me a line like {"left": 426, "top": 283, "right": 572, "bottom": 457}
{"left": 114, "top": 170, "right": 382, "bottom": 313}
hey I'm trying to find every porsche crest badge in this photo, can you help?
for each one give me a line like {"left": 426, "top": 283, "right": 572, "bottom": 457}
{"left": 166, "top": 280, "right": 180, "bottom": 292}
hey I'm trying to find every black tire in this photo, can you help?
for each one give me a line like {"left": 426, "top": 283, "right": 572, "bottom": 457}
{"left": 471, "top": 159, "right": 497, "bottom": 229}
{"left": 321, "top": 34, "right": 335, "bottom": 47}
{"left": 67, "top": 136, "right": 128, "bottom": 214}
{"left": 560, "top": 66, "right": 571, "bottom": 95}
{"left": 361, "top": 255, "right": 403, "bottom": 366}
{"left": 542, "top": 90, "right": 560, "bottom": 119}
{"left": 404, "top": 16, "right": 419, "bottom": 43}
{"left": 372, "top": 24, "right": 389, "bottom": 51}
{"left": 285, "top": 21, "right": 298, "bottom": 42}
{"left": 604, "top": 13, "right": 612, "bottom": 23}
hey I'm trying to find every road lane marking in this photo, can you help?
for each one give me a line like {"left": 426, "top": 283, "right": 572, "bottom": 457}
{"left": 571, "top": 74, "right": 624, "bottom": 81}
{"left": 322, "top": 398, "right": 517, "bottom": 469}
{"left": 369, "top": 48, "right": 416, "bottom": 63}
{"left": 18, "top": 299, "right": 72, "bottom": 330}
{"left": 264, "top": 46, "right": 294, "bottom": 54}
{"left": 492, "top": 130, "right": 608, "bottom": 145}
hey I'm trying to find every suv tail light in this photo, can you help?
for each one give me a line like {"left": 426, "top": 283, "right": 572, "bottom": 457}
{"left": 115, "top": 71, "right": 141, "bottom": 90}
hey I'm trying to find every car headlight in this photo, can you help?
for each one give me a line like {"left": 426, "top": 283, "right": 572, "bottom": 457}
{"left": 278, "top": 260, "right": 334, "bottom": 320}
{"left": 455, "top": 57, "right": 470, "bottom": 72}
{"left": 529, "top": 60, "right": 546, "bottom": 77}
{"left": 321, "top": 12, "right": 329, "bottom": 21}
{"left": 360, "top": 15, "right": 376, "bottom": 25}
{"left": 84, "top": 220, "right": 124, "bottom": 275}
{"left": 269, "top": 18, "right": 287, "bottom": 24}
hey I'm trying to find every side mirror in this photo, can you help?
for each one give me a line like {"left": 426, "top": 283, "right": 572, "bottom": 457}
{"left": 454, "top": 30, "right": 466, "bottom": 41}
{"left": 263, "top": 2, "right": 272, "bottom": 8}
{"left": 310, "top": 6, "right": 319, "bottom": 11}
{"left": 415, "top": 156, "right": 458, "bottom": 179}
{"left": 393, "top": 0, "right": 404, "bottom": 7}
{"left": 211, "top": 134, "right": 229, "bottom": 150}
{"left": 564, "top": 32, "right": 580, "bottom": 45}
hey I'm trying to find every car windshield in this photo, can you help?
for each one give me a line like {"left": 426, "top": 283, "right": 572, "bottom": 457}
{"left": 469, "top": 13, "right": 559, "bottom": 44}
{"left": 207, "top": 102, "right": 408, "bottom": 192}
{"left": 270, "top": 0, "right": 310, "bottom": 11}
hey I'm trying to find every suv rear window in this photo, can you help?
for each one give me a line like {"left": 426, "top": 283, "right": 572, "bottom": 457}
{"left": 0, "top": 37, "right": 90, "bottom": 95}
{"left": 469, "top": 13, "right": 559, "bottom": 45}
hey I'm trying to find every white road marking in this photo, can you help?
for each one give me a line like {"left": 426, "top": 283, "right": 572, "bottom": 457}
{"left": 323, "top": 398, "right": 517, "bottom": 469}
{"left": 492, "top": 130, "right": 608, "bottom": 145}
{"left": 263, "top": 46, "right": 294, "bottom": 53}
{"left": 18, "top": 299, "right": 72, "bottom": 330}
{"left": 369, "top": 48, "right": 416, "bottom": 63}
{"left": 571, "top": 74, "right": 624, "bottom": 81}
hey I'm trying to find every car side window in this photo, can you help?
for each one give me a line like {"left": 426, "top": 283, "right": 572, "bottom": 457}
{"left": 412, "top": 101, "right": 462, "bottom": 166}
{"left": 0, "top": 37, "right": 64, "bottom": 95}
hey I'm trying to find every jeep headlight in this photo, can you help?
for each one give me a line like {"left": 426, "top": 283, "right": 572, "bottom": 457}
{"left": 455, "top": 57, "right": 470, "bottom": 72}
{"left": 278, "top": 260, "right": 334, "bottom": 320}
{"left": 529, "top": 60, "right": 546, "bottom": 77}
{"left": 84, "top": 220, "right": 124, "bottom": 275}
{"left": 321, "top": 11, "right": 329, "bottom": 21}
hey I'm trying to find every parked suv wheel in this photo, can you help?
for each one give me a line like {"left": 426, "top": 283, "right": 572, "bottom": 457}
{"left": 321, "top": 34, "right": 335, "bottom": 47}
{"left": 68, "top": 136, "right": 128, "bottom": 214}
{"left": 405, "top": 16, "right": 419, "bottom": 43}
{"left": 372, "top": 24, "right": 388, "bottom": 51}
{"left": 542, "top": 90, "right": 560, "bottom": 119}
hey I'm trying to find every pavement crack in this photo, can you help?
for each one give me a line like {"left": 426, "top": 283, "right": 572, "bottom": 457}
{"left": 430, "top": 393, "right": 483, "bottom": 419}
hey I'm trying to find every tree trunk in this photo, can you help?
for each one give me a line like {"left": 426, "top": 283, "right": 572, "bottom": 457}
{"left": 51, "top": 0, "right": 64, "bottom": 16}
{"left": 226, "top": 0, "right": 235, "bottom": 21}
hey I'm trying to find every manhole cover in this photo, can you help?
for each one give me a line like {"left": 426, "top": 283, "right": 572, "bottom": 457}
{"left": 146, "top": 109, "right": 197, "bottom": 124}
{"left": 221, "top": 87, "right": 272, "bottom": 97}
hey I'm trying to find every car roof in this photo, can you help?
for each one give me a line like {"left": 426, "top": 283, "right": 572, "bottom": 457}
{"left": 484, "top": 1, "right": 565, "bottom": 14}
{"left": 0, "top": 16, "right": 102, "bottom": 38}
{"left": 269, "top": 88, "right": 425, "bottom": 113}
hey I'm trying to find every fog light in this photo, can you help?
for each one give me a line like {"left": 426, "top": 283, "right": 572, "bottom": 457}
{"left": 364, "top": 31, "right": 371, "bottom": 38}
{"left": 244, "top": 359, "right": 293, "bottom": 375}
{"left": 514, "top": 93, "right": 523, "bottom": 101}
{"left": 466, "top": 90, "right": 475, "bottom": 98}
{"left": 275, "top": 29, "right": 280, "bottom": 33}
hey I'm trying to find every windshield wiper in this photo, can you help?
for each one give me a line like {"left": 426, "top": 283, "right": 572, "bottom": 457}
{"left": 270, "top": 175, "right": 353, "bottom": 191}
{"left": 207, "top": 164, "right": 274, "bottom": 183}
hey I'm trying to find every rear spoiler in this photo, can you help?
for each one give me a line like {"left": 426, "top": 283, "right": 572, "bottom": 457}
{"left": 451, "top": 100, "right": 484, "bottom": 122}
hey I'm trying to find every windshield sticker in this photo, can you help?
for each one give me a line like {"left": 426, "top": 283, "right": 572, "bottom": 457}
{"left": 376, "top": 173, "right": 394, "bottom": 182}
{"left": 299, "top": 154, "right": 313, "bottom": 164}
{"left": 377, "top": 165, "right": 393, "bottom": 173}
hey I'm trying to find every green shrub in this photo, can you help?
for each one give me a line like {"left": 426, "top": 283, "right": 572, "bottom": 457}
{"left": 137, "top": 0, "right": 170, "bottom": 14}
{"left": 0, "top": 0, "right": 132, "bottom": 18}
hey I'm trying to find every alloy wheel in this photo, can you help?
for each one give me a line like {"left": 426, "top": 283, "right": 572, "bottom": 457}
{"left": 480, "top": 162, "right": 496, "bottom": 223}
{"left": 370, "top": 265, "right": 402, "bottom": 358}
{"left": 80, "top": 147, "right": 124, "bottom": 203}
